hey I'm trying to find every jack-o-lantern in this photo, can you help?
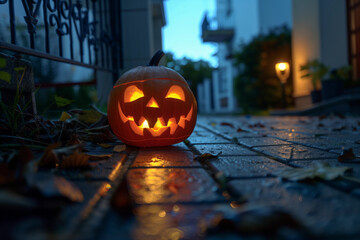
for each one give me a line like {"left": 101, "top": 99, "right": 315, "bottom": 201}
{"left": 108, "top": 50, "right": 197, "bottom": 147}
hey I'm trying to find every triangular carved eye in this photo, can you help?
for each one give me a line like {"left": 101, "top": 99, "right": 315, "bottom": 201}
{"left": 165, "top": 85, "right": 185, "bottom": 101}
{"left": 124, "top": 85, "right": 144, "bottom": 102}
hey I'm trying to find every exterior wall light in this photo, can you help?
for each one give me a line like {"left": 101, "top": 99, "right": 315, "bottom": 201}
{"left": 275, "top": 62, "right": 290, "bottom": 108}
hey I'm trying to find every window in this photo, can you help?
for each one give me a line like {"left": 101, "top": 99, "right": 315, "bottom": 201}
{"left": 218, "top": 67, "right": 228, "bottom": 93}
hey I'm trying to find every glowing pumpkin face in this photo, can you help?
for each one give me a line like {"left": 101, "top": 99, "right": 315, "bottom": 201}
{"left": 108, "top": 51, "right": 197, "bottom": 147}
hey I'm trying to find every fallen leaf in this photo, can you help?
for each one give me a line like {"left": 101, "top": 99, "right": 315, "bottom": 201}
{"left": 66, "top": 134, "right": 82, "bottom": 146}
{"left": 28, "top": 173, "right": 84, "bottom": 202}
{"left": 248, "top": 123, "right": 265, "bottom": 128}
{"left": 0, "top": 190, "right": 36, "bottom": 208}
{"left": 275, "top": 162, "right": 352, "bottom": 181}
{"left": 332, "top": 126, "right": 346, "bottom": 131}
{"left": 338, "top": 148, "right": 357, "bottom": 162}
{"left": 59, "top": 111, "right": 72, "bottom": 122}
{"left": 98, "top": 143, "right": 112, "bottom": 148}
{"left": 55, "top": 95, "right": 74, "bottom": 107}
{"left": 60, "top": 151, "right": 90, "bottom": 169}
{"left": 194, "top": 152, "right": 222, "bottom": 161}
{"left": 38, "top": 143, "right": 61, "bottom": 168}
{"left": 0, "top": 163, "right": 15, "bottom": 185}
{"left": 165, "top": 181, "right": 186, "bottom": 194}
{"left": 85, "top": 153, "right": 112, "bottom": 160}
{"left": 0, "top": 71, "right": 11, "bottom": 84}
{"left": 111, "top": 178, "right": 134, "bottom": 217}
{"left": 220, "top": 122, "right": 234, "bottom": 128}
{"left": 76, "top": 109, "right": 103, "bottom": 125}
{"left": 113, "top": 145, "right": 126, "bottom": 153}
{"left": 215, "top": 171, "right": 227, "bottom": 189}
{"left": 237, "top": 128, "right": 244, "bottom": 132}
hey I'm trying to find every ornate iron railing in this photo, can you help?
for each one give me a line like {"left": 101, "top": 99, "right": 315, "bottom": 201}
{"left": 0, "top": 0, "right": 123, "bottom": 84}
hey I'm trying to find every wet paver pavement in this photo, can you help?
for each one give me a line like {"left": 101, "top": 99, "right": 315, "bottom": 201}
{"left": 5, "top": 116, "right": 360, "bottom": 239}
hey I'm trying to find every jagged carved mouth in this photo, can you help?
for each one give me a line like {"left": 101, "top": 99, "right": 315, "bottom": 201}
{"left": 117, "top": 102, "right": 193, "bottom": 137}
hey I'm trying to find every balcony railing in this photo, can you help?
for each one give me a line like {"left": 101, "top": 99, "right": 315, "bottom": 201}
{"left": 201, "top": 14, "right": 234, "bottom": 43}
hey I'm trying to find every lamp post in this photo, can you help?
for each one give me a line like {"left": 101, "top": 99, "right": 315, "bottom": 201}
{"left": 275, "top": 62, "right": 290, "bottom": 108}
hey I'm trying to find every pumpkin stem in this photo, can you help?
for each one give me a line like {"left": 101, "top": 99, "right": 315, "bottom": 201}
{"left": 148, "top": 50, "right": 165, "bottom": 66}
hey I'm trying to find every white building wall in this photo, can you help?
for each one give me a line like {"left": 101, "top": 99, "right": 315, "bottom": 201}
{"left": 258, "top": 0, "right": 292, "bottom": 34}
{"left": 292, "top": 0, "right": 348, "bottom": 108}
{"left": 212, "top": 0, "right": 291, "bottom": 113}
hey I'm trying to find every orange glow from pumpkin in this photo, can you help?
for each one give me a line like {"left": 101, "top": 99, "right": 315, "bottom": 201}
{"left": 124, "top": 85, "right": 144, "bottom": 102}
{"left": 165, "top": 85, "right": 185, "bottom": 101}
{"left": 146, "top": 97, "right": 159, "bottom": 108}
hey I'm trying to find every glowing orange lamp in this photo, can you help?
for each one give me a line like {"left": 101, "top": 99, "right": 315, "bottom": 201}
{"left": 275, "top": 62, "right": 290, "bottom": 108}
{"left": 107, "top": 50, "right": 197, "bottom": 147}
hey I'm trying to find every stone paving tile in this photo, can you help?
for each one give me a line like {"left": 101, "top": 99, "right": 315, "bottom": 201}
{"left": 253, "top": 144, "right": 338, "bottom": 161}
{"left": 127, "top": 168, "right": 223, "bottom": 204}
{"left": 55, "top": 153, "right": 127, "bottom": 181}
{"left": 131, "top": 149, "right": 200, "bottom": 167}
{"left": 208, "top": 156, "right": 290, "bottom": 178}
{"left": 131, "top": 204, "right": 222, "bottom": 240}
{"left": 228, "top": 178, "right": 360, "bottom": 235}
{"left": 266, "top": 131, "right": 313, "bottom": 140}
{"left": 194, "top": 143, "right": 258, "bottom": 156}
{"left": 59, "top": 180, "right": 110, "bottom": 232}
{"left": 187, "top": 131, "right": 231, "bottom": 144}
{"left": 137, "top": 142, "right": 191, "bottom": 151}
{"left": 237, "top": 137, "right": 292, "bottom": 148}
{"left": 287, "top": 137, "right": 355, "bottom": 151}
{"left": 224, "top": 131, "right": 265, "bottom": 139}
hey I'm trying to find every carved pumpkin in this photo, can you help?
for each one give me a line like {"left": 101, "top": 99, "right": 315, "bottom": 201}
{"left": 108, "top": 50, "right": 197, "bottom": 147}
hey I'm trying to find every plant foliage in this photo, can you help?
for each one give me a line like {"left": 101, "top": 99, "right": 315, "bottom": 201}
{"left": 164, "top": 53, "right": 213, "bottom": 98}
{"left": 233, "top": 25, "right": 292, "bottom": 111}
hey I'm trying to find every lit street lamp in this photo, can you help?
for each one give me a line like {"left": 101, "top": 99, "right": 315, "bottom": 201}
{"left": 275, "top": 62, "right": 290, "bottom": 108}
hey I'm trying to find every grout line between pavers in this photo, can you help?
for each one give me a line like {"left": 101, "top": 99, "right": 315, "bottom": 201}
{"left": 71, "top": 148, "right": 139, "bottom": 240}
{"left": 184, "top": 137, "right": 247, "bottom": 204}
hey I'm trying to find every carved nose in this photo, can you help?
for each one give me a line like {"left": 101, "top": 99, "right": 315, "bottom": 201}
{"left": 146, "top": 97, "right": 159, "bottom": 108}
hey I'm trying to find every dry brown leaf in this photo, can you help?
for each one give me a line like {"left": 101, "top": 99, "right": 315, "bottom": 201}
{"left": 38, "top": 143, "right": 61, "bottom": 168}
{"left": 194, "top": 152, "right": 222, "bottom": 161}
{"left": 338, "top": 148, "right": 357, "bottom": 162}
{"left": 113, "top": 145, "right": 126, "bottom": 153}
{"left": 54, "top": 176, "right": 84, "bottom": 202}
{"left": 248, "top": 123, "right": 265, "bottom": 128}
{"left": 60, "top": 151, "right": 89, "bottom": 169}
{"left": 220, "top": 122, "right": 235, "bottom": 128}
{"left": 85, "top": 153, "right": 112, "bottom": 161}
{"left": 0, "top": 164, "right": 15, "bottom": 185}
{"left": 66, "top": 134, "right": 82, "bottom": 146}
{"left": 28, "top": 173, "right": 84, "bottom": 202}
